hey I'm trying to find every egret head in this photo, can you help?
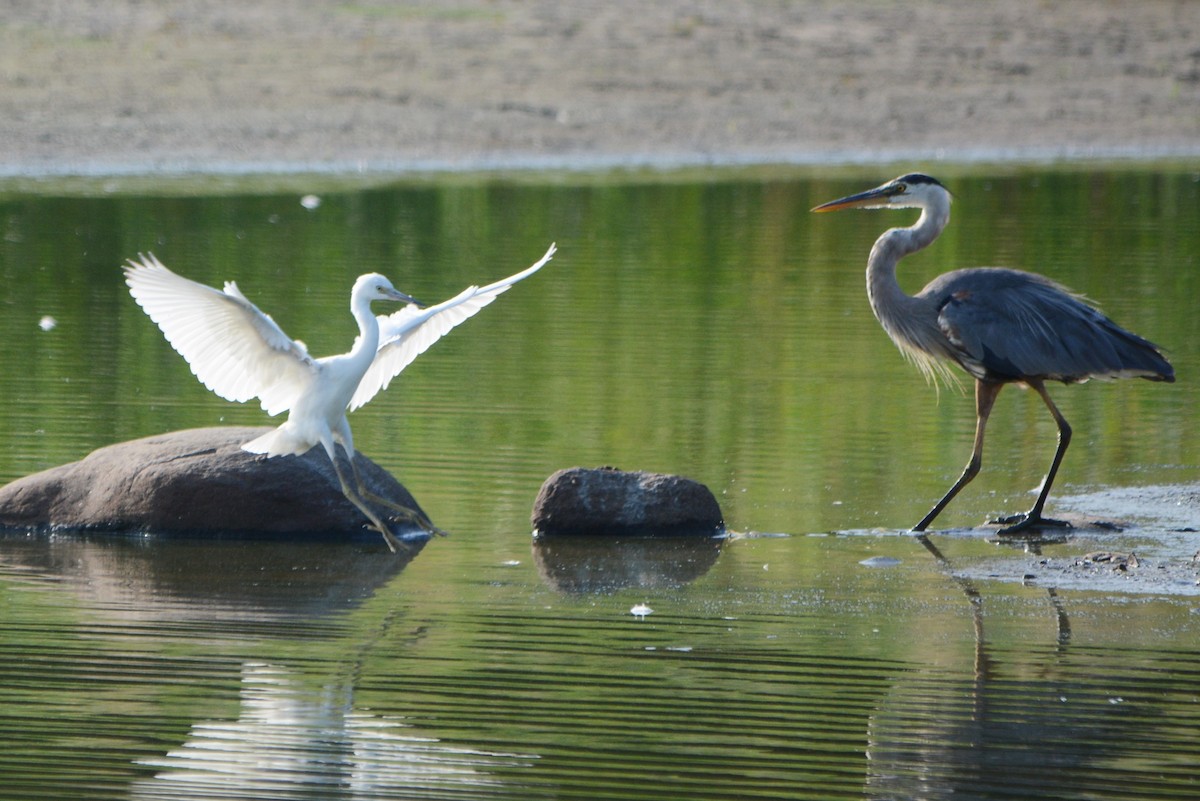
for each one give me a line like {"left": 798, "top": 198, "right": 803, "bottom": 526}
{"left": 354, "top": 273, "right": 421, "bottom": 306}
{"left": 811, "top": 173, "right": 950, "bottom": 213}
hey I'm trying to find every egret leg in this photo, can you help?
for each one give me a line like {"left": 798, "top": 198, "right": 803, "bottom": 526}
{"left": 912, "top": 380, "right": 1002, "bottom": 532}
{"left": 327, "top": 452, "right": 405, "bottom": 553}
{"left": 349, "top": 457, "right": 449, "bottom": 538}
{"left": 991, "top": 380, "right": 1072, "bottom": 534}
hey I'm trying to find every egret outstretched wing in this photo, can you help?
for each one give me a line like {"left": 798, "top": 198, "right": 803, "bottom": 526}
{"left": 349, "top": 243, "right": 556, "bottom": 411}
{"left": 124, "top": 254, "right": 316, "bottom": 416}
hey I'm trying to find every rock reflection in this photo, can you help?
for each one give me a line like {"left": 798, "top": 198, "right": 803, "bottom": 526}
{"left": 0, "top": 534, "right": 544, "bottom": 800}
{"left": 0, "top": 533, "right": 426, "bottom": 622}
{"left": 532, "top": 535, "right": 723, "bottom": 594}
{"left": 131, "top": 661, "right": 536, "bottom": 800}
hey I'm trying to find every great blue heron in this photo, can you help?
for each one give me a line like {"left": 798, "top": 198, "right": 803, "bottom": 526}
{"left": 812, "top": 174, "right": 1173, "bottom": 533}
{"left": 125, "top": 243, "right": 556, "bottom": 551}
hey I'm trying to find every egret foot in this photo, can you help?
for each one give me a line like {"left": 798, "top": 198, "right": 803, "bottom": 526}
{"left": 330, "top": 457, "right": 419, "bottom": 553}
{"left": 991, "top": 512, "right": 1072, "bottom": 535}
{"left": 365, "top": 521, "right": 405, "bottom": 554}
{"left": 347, "top": 497, "right": 405, "bottom": 552}
{"left": 381, "top": 503, "right": 449, "bottom": 539}
{"left": 349, "top": 460, "right": 448, "bottom": 539}
{"left": 357, "top": 500, "right": 446, "bottom": 552}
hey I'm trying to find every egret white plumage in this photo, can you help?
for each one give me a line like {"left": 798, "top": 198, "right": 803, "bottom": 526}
{"left": 813, "top": 174, "right": 1172, "bottom": 533}
{"left": 125, "top": 243, "right": 556, "bottom": 551}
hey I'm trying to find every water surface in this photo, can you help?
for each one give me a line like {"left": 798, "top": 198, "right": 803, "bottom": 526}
{"left": 0, "top": 166, "right": 1198, "bottom": 799}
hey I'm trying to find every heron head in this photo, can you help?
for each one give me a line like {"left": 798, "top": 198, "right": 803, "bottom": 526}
{"left": 355, "top": 273, "right": 421, "bottom": 306}
{"left": 811, "top": 173, "right": 950, "bottom": 213}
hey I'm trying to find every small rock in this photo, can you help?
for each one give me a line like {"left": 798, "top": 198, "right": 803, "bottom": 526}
{"left": 531, "top": 466, "right": 723, "bottom": 538}
{"left": 1078, "top": 551, "right": 1140, "bottom": 570}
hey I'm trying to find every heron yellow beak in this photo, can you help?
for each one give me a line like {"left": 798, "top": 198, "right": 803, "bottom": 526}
{"left": 811, "top": 183, "right": 902, "bottom": 213}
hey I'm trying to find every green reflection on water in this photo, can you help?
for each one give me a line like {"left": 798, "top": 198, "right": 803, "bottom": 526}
{"left": 4, "top": 529, "right": 1200, "bottom": 801}
{"left": 2, "top": 164, "right": 1200, "bottom": 800}
{"left": 0, "top": 167, "right": 1196, "bottom": 538}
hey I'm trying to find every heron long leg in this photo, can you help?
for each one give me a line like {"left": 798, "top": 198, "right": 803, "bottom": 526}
{"left": 992, "top": 379, "right": 1072, "bottom": 534}
{"left": 348, "top": 457, "right": 448, "bottom": 538}
{"left": 328, "top": 452, "right": 405, "bottom": 553}
{"left": 912, "top": 379, "right": 1002, "bottom": 532}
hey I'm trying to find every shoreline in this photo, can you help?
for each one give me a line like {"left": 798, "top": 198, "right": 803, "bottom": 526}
{"left": 5, "top": 143, "right": 1200, "bottom": 187}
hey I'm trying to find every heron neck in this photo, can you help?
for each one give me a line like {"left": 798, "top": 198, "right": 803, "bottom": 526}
{"left": 866, "top": 203, "right": 948, "bottom": 304}
{"left": 865, "top": 203, "right": 950, "bottom": 353}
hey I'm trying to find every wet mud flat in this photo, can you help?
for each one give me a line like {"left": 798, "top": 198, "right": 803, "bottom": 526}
{"left": 952, "top": 483, "right": 1200, "bottom": 596}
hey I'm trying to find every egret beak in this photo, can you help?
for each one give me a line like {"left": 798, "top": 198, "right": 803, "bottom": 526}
{"left": 811, "top": 182, "right": 903, "bottom": 213}
{"left": 384, "top": 287, "right": 422, "bottom": 306}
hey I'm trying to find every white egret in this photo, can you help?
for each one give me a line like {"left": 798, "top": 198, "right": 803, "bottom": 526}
{"left": 125, "top": 243, "right": 557, "bottom": 551}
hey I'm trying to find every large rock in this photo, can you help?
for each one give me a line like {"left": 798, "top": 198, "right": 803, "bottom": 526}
{"left": 531, "top": 466, "right": 724, "bottom": 538}
{"left": 0, "top": 427, "right": 431, "bottom": 544}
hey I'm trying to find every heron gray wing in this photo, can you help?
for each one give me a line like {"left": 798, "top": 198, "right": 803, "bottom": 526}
{"left": 931, "top": 267, "right": 1171, "bottom": 383}
{"left": 348, "top": 243, "right": 555, "bottom": 411}
{"left": 125, "top": 253, "right": 317, "bottom": 415}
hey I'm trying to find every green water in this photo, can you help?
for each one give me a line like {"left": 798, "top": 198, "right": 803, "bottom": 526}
{"left": 0, "top": 166, "right": 1198, "bottom": 799}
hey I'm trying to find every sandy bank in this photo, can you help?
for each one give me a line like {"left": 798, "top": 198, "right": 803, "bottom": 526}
{"left": 2, "top": 1, "right": 1199, "bottom": 176}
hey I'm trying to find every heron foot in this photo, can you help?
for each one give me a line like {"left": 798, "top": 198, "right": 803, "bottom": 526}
{"left": 991, "top": 512, "right": 1072, "bottom": 535}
